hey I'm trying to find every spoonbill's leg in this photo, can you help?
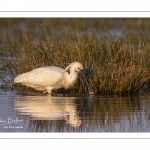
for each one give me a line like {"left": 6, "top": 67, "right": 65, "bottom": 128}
{"left": 45, "top": 87, "right": 53, "bottom": 94}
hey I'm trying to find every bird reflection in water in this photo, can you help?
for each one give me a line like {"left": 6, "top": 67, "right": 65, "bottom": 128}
{"left": 14, "top": 95, "right": 83, "bottom": 128}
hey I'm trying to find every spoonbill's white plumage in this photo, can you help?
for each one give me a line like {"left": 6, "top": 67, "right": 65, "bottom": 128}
{"left": 14, "top": 62, "right": 93, "bottom": 95}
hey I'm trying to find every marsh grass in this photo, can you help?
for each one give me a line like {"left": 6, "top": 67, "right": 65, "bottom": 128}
{"left": 1, "top": 31, "right": 150, "bottom": 95}
{"left": 1, "top": 18, "right": 150, "bottom": 95}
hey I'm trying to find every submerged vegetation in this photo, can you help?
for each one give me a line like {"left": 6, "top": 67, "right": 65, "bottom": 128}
{"left": 1, "top": 18, "right": 150, "bottom": 95}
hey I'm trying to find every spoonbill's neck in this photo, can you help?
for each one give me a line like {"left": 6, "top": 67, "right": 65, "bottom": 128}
{"left": 63, "top": 71, "right": 78, "bottom": 89}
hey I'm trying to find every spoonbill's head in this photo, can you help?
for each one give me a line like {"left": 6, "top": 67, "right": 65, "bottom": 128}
{"left": 64, "top": 62, "right": 94, "bottom": 95}
{"left": 65, "top": 62, "right": 83, "bottom": 74}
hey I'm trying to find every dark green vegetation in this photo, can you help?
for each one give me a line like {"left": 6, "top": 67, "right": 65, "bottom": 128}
{"left": 0, "top": 18, "right": 150, "bottom": 95}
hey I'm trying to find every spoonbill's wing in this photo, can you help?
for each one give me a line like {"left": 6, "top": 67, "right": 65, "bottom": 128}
{"left": 14, "top": 66, "right": 65, "bottom": 87}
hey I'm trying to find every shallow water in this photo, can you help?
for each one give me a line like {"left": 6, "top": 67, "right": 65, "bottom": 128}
{"left": 0, "top": 89, "right": 150, "bottom": 132}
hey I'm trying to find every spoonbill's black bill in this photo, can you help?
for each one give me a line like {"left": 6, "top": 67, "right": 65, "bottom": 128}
{"left": 80, "top": 70, "right": 94, "bottom": 95}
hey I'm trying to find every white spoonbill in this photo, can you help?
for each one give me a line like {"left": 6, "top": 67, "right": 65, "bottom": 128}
{"left": 14, "top": 62, "right": 94, "bottom": 95}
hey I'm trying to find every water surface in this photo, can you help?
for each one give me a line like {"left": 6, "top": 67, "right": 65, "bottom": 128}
{"left": 0, "top": 90, "right": 150, "bottom": 132}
